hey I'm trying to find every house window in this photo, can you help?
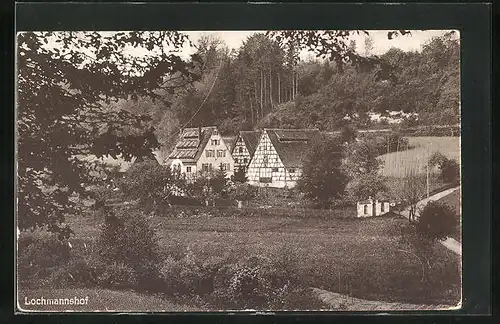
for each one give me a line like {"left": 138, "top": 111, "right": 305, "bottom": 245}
{"left": 272, "top": 167, "right": 278, "bottom": 172}
{"left": 239, "top": 147, "right": 243, "bottom": 153}
{"left": 364, "top": 205, "right": 368, "bottom": 214}
{"left": 235, "top": 158, "right": 239, "bottom": 164}
{"left": 213, "top": 129, "right": 218, "bottom": 135}
{"left": 186, "top": 166, "right": 192, "bottom": 173}
{"left": 202, "top": 164, "right": 209, "bottom": 172}
{"left": 206, "top": 150, "right": 214, "bottom": 157}
{"left": 220, "top": 163, "right": 229, "bottom": 171}
{"left": 289, "top": 168, "right": 295, "bottom": 173}
{"left": 217, "top": 150, "right": 226, "bottom": 157}
{"left": 243, "top": 158, "right": 248, "bottom": 164}
{"left": 263, "top": 155, "right": 268, "bottom": 166}
{"left": 381, "top": 203, "right": 385, "bottom": 213}
{"left": 211, "top": 139, "right": 220, "bottom": 146}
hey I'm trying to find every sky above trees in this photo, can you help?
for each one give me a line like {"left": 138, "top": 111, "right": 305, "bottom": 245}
{"left": 181, "top": 30, "right": 458, "bottom": 59}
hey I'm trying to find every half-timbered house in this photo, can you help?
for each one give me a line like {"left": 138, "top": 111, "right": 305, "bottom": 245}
{"left": 165, "top": 126, "right": 235, "bottom": 180}
{"left": 231, "top": 131, "right": 261, "bottom": 173}
{"left": 246, "top": 128, "right": 320, "bottom": 188}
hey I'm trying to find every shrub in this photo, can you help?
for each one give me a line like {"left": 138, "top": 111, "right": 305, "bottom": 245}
{"left": 17, "top": 231, "right": 71, "bottom": 288}
{"left": 416, "top": 201, "right": 458, "bottom": 241}
{"left": 440, "top": 159, "right": 460, "bottom": 184}
{"left": 339, "top": 124, "right": 357, "bottom": 143}
{"left": 96, "top": 205, "right": 162, "bottom": 291}
{"left": 298, "top": 135, "right": 349, "bottom": 208}
{"left": 119, "top": 161, "right": 187, "bottom": 210}
{"left": 97, "top": 262, "right": 138, "bottom": 289}
{"left": 230, "top": 183, "right": 257, "bottom": 206}
{"left": 232, "top": 167, "right": 248, "bottom": 183}
{"left": 428, "top": 152, "right": 460, "bottom": 185}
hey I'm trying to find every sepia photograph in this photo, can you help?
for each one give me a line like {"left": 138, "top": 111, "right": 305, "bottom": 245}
{"left": 16, "top": 29, "right": 462, "bottom": 312}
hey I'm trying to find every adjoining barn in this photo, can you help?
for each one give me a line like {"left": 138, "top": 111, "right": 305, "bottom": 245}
{"left": 165, "top": 126, "right": 235, "bottom": 180}
{"left": 357, "top": 198, "right": 391, "bottom": 218}
{"left": 231, "top": 130, "right": 261, "bottom": 173}
{"left": 246, "top": 128, "right": 320, "bottom": 188}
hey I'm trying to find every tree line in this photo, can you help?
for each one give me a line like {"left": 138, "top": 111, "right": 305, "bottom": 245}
{"left": 119, "top": 31, "right": 460, "bottom": 145}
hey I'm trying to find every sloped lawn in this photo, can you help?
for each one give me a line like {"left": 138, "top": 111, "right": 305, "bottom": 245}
{"left": 152, "top": 211, "right": 460, "bottom": 306}
{"left": 67, "top": 207, "right": 461, "bottom": 308}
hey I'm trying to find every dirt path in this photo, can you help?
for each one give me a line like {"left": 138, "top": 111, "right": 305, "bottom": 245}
{"left": 400, "top": 186, "right": 461, "bottom": 256}
{"left": 311, "top": 287, "right": 458, "bottom": 311}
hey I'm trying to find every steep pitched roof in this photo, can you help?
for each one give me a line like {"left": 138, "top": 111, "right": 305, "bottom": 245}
{"left": 237, "top": 131, "right": 261, "bottom": 157}
{"left": 222, "top": 136, "right": 237, "bottom": 153}
{"left": 265, "top": 128, "right": 320, "bottom": 168}
{"left": 166, "top": 126, "right": 217, "bottom": 164}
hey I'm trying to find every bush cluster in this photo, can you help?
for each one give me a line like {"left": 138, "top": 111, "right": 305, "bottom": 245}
{"left": 17, "top": 231, "right": 71, "bottom": 289}
{"left": 157, "top": 249, "right": 313, "bottom": 310}
{"left": 18, "top": 203, "right": 325, "bottom": 309}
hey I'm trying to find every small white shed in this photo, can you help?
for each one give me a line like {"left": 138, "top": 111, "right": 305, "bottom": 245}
{"left": 356, "top": 198, "right": 391, "bottom": 218}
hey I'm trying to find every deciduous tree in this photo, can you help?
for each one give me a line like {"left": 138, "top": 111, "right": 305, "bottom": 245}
{"left": 297, "top": 135, "right": 348, "bottom": 208}
{"left": 17, "top": 31, "right": 201, "bottom": 237}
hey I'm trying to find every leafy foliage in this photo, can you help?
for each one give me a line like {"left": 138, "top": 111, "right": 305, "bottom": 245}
{"left": 440, "top": 159, "right": 460, "bottom": 184}
{"left": 339, "top": 124, "right": 357, "bottom": 143}
{"left": 297, "top": 135, "right": 349, "bottom": 208}
{"left": 347, "top": 172, "right": 388, "bottom": 201}
{"left": 343, "top": 139, "right": 383, "bottom": 178}
{"left": 18, "top": 231, "right": 71, "bottom": 288}
{"left": 428, "top": 151, "right": 460, "bottom": 184}
{"left": 232, "top": 166, "right": 248, "bottom": 183}
{"left": 189, "top": 169, "right": 232, "bottom": 206}
{"left": 229, "top": 183, "right": 257, "bottom": 202}
{"left": 97, "top": 205, "right": 162, "bottom": 291}
{"left": 17, "top": 31, "right": 201, "bottom": 236}
{"left": 416, "top": 201, "right": 458, "bottom": 241}
{"left": 119, "top": 160, "right": 186, "bottom": 210}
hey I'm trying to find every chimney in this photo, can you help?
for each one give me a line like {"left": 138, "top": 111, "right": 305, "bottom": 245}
{"left": 198, "top": 126, "right": 202, "bottom": 142}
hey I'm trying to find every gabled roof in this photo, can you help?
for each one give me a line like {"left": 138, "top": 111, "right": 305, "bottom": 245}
{"left": 166, "top": 126, "right": 218, "bottom": 163}
{"left": 236, "top": 131, "right": 261, "bottom": 157}
{"left": 265, "top": 128, "right": 320, "bottom": 168}
{"left": 222, "top": 136, "right": 237, "bottom": 153}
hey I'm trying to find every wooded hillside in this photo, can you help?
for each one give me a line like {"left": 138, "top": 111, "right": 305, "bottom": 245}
{"left": 111, "top": 31, "right": 459, "bottom": 146}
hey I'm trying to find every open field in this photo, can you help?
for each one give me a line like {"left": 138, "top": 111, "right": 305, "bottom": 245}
{"left": 66, "top": 208, "right": 461, "bottom": 306}
{"left": 436, "top": 189, "right": 461, "bottom": 242}
{"left": 379, "top": 136, "right": 460, "bottom": 177}
{"left": 18, "top": 288, "right": 197, "bottom": 312}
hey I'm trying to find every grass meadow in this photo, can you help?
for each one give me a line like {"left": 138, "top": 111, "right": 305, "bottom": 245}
{"left": 53, "top": 207, "right": 461, "bottom": 307}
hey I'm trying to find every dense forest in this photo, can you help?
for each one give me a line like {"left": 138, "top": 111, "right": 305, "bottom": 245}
{"left": 109, "top": 31, "right": 460, "bottom": 147}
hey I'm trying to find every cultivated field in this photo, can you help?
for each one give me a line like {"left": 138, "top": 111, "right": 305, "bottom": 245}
{"left": 378, "top": 136, "right": 460, "bottom": 177}
{"left": 63, "top": 208, "right": 461, "bottom": 307}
